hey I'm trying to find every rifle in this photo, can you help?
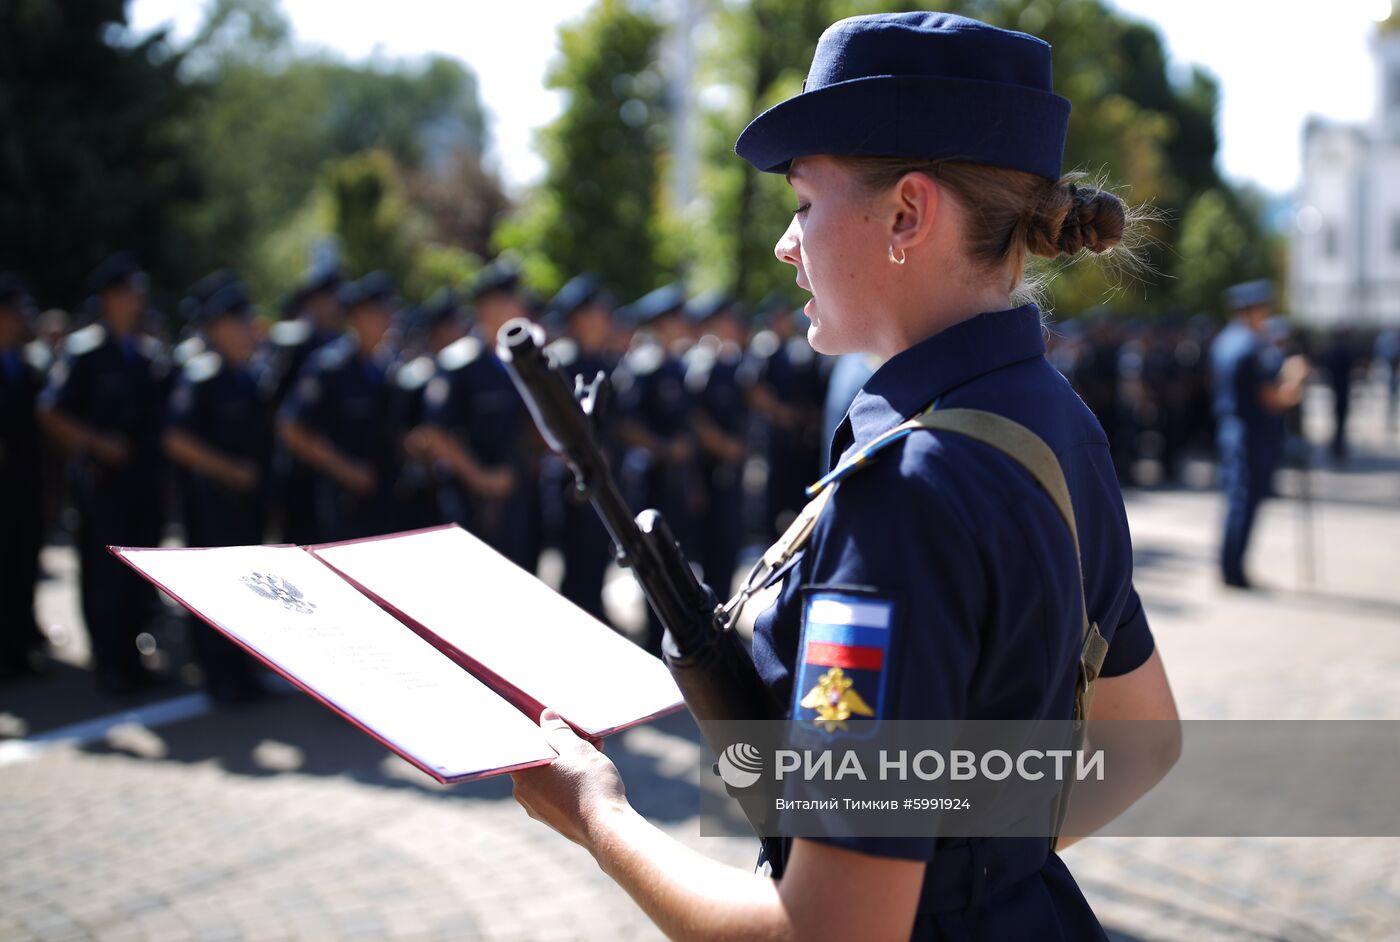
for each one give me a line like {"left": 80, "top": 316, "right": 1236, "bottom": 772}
{"left": 497, "top": 319, "right": 776, "bottom": 833}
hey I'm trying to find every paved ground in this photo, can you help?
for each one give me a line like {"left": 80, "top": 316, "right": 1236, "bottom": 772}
{"left": 2, "top": 382, "right": 1398, "bottom": 941}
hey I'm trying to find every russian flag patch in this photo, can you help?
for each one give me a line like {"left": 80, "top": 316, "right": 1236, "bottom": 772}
{"left": 792, "top": 592, "right": 894, "bottom": 733}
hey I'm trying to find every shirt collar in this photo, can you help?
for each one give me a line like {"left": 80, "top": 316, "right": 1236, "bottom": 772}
{"left": 832, "top": 304, "right": 1047, "bottom": 465}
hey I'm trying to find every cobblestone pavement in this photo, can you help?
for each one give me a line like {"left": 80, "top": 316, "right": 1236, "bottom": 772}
{"left": 2, "top": 384, "right": 1398, "bottom": 941}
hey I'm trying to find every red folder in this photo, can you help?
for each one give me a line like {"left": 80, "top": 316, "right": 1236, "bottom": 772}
{"left": 111, "top": 524, "right": 684, "bottom": 784}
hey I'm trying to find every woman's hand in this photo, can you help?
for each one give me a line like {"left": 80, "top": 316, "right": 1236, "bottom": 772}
{"left": 512, "top": 709, "right": 627, "bottom": 850}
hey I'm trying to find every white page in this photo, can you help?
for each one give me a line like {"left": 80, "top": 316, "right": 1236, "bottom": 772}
{"left": 312, "top": 526, "right": 683, "bottom": 736}
{"left": 115, "top": 545, "right": 555, "bottom": 781}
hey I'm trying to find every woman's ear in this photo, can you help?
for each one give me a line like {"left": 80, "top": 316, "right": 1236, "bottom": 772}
{"left": 889, "top": 172, "right": 939, "bottom": 254}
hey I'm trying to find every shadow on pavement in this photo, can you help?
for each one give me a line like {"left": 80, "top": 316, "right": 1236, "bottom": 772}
{"left": 72, "top": 683, "right": 711, "bottom": 825}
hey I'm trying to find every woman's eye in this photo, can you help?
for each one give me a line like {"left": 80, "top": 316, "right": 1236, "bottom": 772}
{"left": 792, "top": 202, "right": 811, "bottom": 216}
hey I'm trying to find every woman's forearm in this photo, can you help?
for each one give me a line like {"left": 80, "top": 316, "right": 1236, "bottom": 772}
{"left": 585, "top": 805, "right": 792, "bottom": 942}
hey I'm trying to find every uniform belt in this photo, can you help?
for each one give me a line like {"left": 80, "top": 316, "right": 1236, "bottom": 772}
{"left": 916, "top": 837, "right": 1049, "bottom": 914}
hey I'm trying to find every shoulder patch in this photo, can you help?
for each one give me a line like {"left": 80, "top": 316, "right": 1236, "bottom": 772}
{"left": 438, "top": 335, "right": 483, "bottom": 371}
{"left": 173, "top": 335, "right": 206, "bottom": 367}
{"left": 625, "top": 341, "right": 665, "bottom": 377}
{"left": 270, "top": 320, "right": 313, "bottom": 347}
{"left": 137, "top": 335, "right": 166, "bottom": 361}
{"left": 395, "top": 355, "right": 436, "bottom": 391}
{"left": 546, "top": 337, "right": 579, "bottom": 369}
{"left": 185, "top": 351, "right": 223, "bottom": 383}
{"left": 785, "top": 337, "right": 816, "bottom": 367}
{"left": 683, "top": 342, "right": 716, "bottom": 394}
{"left": 23, "top": 340, "right": 52, "bottom": 373}
{"left": 66, "top": 323, "right": 107, "bottom": 356}
{"left": 313, "top": 337, "right": 353, "bottom": 370}
{"left": 748, "top": 329, "right": 779, "bottom": 359}
{"left": 792, "top": 592, "right": 894, "bottom": 735}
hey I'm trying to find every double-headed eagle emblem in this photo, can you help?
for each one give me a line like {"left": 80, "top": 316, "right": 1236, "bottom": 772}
{"left": 241, "top": 571, "right": 317, "bottom": 615}
{"left": 799, "top": 666, "right": 874, "bottom": 731}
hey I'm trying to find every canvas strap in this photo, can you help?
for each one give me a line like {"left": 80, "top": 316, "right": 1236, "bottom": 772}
{"left": 723, "top": 408, "right": 1108, "bottom": 850}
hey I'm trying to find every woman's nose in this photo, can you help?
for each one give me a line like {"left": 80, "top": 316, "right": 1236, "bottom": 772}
{"left": 774, "top": 218, "right": 800, "bottom": 266}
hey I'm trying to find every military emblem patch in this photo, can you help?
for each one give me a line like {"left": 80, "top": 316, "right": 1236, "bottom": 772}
{"left": 792, "top": 593, "right": 893, "bottom": 733}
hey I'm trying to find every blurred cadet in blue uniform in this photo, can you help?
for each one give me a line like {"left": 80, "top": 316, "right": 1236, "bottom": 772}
{"left": 424, "top": 261, "right": 541, "bottom": 571}
{"left": 257, "top": 266, "right": 344, "bottom": 545}
{"left": 613, "top": 284, "right": 701, "bottom": 654}
{"left": 0, "top": 274, "right": 49, "bottom": 679}
{"left": 512, "top": 14, "right": 1180, "bottom": 940}
{"left": 821, "top": 351, "right": 880, "bottom": 471}
{"left": 683, "top": 292, "right": 753, "bottom": 596}
{"left": 39, "top": 254, "right": 169, "bottom": 695}
{"left": 1210, "top": 280, "right": 1309, "bottom": 588}
{"left": 1322, "top": 327, "right": 1358, "bottom": 464}
{"left": 746, "top": 295, "right": 827, "bottom": 534}
{"left": 390, "top": 288, "right": 466, "bottom": 531}
{"left": 1378, "top": 326, "right": 1400, "bottom": 434}
{"left": 542, "top": 274, "right": 618, "bottom": 622}
{"left": 278, "top": 272, "right": 399, "bottom": 543}
{"left": 164, "top": 278, "right": 270, "bottom": 701}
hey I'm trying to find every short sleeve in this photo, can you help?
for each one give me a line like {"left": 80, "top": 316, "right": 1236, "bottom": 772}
{"left": 1098, "top": 584, "right": 1155, "bottom": 678}
{"left": 782, "top": 443, "right": 986, "bottom": 860}
{"left": 39, "top": 354, "right": 87, "bottom": 417}
{"left": 166, "top": 378, "right": 199, "bottom": 432}
{"left": 279, "top": 367, "right": 325, "bottom": 430}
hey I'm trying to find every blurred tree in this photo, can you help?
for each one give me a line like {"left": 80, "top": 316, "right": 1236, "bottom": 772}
{"left": 1174, "top": 187, "right": 1276, "bottom": 318}
{"left": 173, "top": 0, "right": 502, "bottom": 302}
{"left": 0, "top": 0, "right": 201, "bottom": 310}
{"left": 323, "top": 150, "right": 418, "bottom": 285}
{"left": 493, "top": 0, "right": 669, "bottom": 301}
{"left": 691, "top": 0, "right": 853, "bottom": 303}
{"left": 694, "top": 0, "right": 1276, "bottom": 316}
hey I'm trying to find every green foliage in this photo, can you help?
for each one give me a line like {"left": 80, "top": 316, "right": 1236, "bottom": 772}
{"left": 404, "top": 244, "right": 483, "bottom": 301}
{"left": 687, "top": 0, "right": 1274, "bottom": 317}
{"left": 494, "top": 0, "right": 670, "bottom": 302}
{"left": 0, "top": 0, "right": 201, "bottom": 309}
{"left": 323, "top": 151, "right": 417, "bottom": 284}
{"left": 1175, "top": 188, "right": 1275, "bottom": 318}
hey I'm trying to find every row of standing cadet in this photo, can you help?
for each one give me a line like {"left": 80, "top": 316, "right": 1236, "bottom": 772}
{"left": 6, "top": 257, "right": 1395, "bottom": 696}
{"left": 0, "top": 257, "right": 832, "bottom": 697}
{"left": 1045, "top": 310, "right": 1400, "bottom": 488}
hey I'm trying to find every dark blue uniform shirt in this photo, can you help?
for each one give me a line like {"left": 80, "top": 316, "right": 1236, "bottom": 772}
{"left": 167, "top": 352, "right": 272, "bottom": 545}
{"left": 424, "top": 334, "right": 529, "bottom": 469}
{"left": 751, "top": 305, "right": 1153, "bottom": 937}
{"left": 1210, "top": 322, "right": 1283, "bottom": 486}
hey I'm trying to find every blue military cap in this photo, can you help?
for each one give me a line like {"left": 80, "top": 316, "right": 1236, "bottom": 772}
{"left": 735, "top": 12, "right": 1070, "bottom": 180}
{"left": 684, "top": 291, "right": 738, "bottom": 324}
{"left": 339, "top": 271, "right": 396, "bottom": 310}
{"left": 1224, "top": 279, "right": 1273, "bottom": 311}
{"left": 618, "top": 283, "right": 686, "bottom": 329}
{"left": 472, "top": 260, "right": 522, "bottom": 301}
{"left": 180, "top": 269, "right": 240, "bottom": 323}
{"left": 197, "top": 281, "right": 253, "bottom": 327}
{"left": 549, "top": 274, "right": 610, "bottom": 321}
{"left": 421, "top": 287, "right": 464, "bottom": 329}
{"left": 85, "top": 252, "right": 148, "bottom": 295}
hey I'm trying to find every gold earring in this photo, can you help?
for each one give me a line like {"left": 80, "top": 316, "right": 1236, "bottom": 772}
{"left": 888, "top": 245, "right": 906, "bottom": 265}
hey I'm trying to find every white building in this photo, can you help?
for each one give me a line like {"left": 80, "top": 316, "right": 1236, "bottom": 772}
{"left": 1292, "top": 13, "right": 1400, "bottom": 327}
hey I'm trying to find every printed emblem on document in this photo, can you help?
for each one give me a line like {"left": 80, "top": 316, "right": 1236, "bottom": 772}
{"left": 241, "top": 571, "right": 318, "bottom": 615}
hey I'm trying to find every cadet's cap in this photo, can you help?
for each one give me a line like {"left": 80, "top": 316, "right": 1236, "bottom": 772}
{"left": 549, "top": 274, "right": 610, "bottom": 324}
{"left": 340, "top": 271, "right": 396, "bottom": 311}
{"left": 618, "top": 283, "right": 687, "bottom": 329}
{"left": 472, "top": 260, "right": 522, "bottom": 301}
{"left": 684, "top": 291, "right": 738, "bottom": 324}
{"left": 735, "top": 12, "right": 1070, "bottom": 180}
{"left": 422, "top": 287, "right": 464, "bottom": 329}
{"left": 1224, "top": 280, "right": 1273, "bottom": 311}
{"left": 180, "top": 269, "right": 241, "bottom": 322}
{"left": 298, "top": 265, "right": 342, "bottom": 299}
{"left": 86, "top": 252, "right": 148, "bottom": 295}
{"left": 197, "top": 281, "right": 253, "bottom": 327}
